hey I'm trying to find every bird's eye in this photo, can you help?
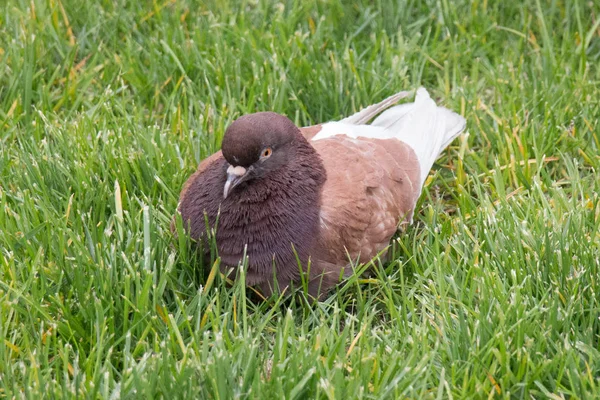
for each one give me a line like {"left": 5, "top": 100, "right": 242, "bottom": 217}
{"left": 260, "top": 147, "right": 272, "bottom": 159}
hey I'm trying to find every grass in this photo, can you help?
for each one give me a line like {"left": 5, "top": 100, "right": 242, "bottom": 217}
{"left": 1, "top": 0, "right": 599, "bottom": 397}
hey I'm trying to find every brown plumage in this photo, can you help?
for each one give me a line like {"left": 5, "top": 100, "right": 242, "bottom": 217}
{"left": 176, "top": 88, "right": 466, "bottom": 299}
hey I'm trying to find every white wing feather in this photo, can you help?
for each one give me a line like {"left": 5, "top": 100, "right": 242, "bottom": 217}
{"left": 312, "top": 88, "right": 466, "bottom": 188}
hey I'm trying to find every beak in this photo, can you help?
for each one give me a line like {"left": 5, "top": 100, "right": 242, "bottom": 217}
{"left": 223, "top": 165, "right": 248, "bottom": 199}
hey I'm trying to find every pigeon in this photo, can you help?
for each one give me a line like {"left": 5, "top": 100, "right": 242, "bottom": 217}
{"left": 175, "top": 88, "right": 466, "bottom": 299}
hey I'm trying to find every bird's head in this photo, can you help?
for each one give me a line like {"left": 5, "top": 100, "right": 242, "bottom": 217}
{"left": 220, "top": 112, "right": 301, "bottom": 199}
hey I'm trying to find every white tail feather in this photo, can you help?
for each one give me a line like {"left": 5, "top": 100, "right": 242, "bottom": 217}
{"left": 371, "top": 88, "right": 466, "bottom": 187}
{"left": 313, "top": 87, "right": 466, "bottom": 188}
{"left": 340, "top": 90, "right": 414, "bottom": 125}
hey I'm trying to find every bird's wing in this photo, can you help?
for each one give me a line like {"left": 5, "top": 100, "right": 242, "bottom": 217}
{"left": 313, "top": 88, "right": 466, "bottom": 188}
{"left": 304, "top": 88, "right": 465, "bottom": 297}
{"left": 307, "top": 135, "right": 421, "bottom": 292}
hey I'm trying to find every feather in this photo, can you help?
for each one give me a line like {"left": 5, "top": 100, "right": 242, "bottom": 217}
{"left": 312, "top": 88, "right": 466, "bottom": 188}
{"left": 339, "top": 90, "right": 413, "bottom": 125}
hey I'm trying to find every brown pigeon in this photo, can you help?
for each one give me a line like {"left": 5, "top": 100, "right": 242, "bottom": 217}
{"left": 176, "top": 88, "right": 466, "bottom": 299}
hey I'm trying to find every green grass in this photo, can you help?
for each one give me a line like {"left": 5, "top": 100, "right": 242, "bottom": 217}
{"left": 1, "top": 0, "right": 599, "bottom": 398}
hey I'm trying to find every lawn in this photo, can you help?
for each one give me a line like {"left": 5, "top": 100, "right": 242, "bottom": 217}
{"left": 1, "top": 0, "right": 599, "bottom": 398}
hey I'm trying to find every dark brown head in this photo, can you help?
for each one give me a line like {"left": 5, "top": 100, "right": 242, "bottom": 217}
{"left": 220, "top": 112, "right": 302, "bottom": 199}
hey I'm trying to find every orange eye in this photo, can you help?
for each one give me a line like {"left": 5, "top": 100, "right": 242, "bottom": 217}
{"left": 261, "top": 147, "right": 272, "bottom": 158}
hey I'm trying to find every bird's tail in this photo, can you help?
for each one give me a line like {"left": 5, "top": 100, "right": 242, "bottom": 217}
{"left": 340, "top": 90, "right": 414, "bottom": 125}
{"left": 344, "top": 88, "right": 466, "bottom": 187}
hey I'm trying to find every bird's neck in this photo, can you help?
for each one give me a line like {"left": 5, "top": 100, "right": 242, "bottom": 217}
{"left": 241, "top": 140, "right": 325, "bottom": 202}
{"left": 216, "top": 139, "right": 326, "bottom": 280}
